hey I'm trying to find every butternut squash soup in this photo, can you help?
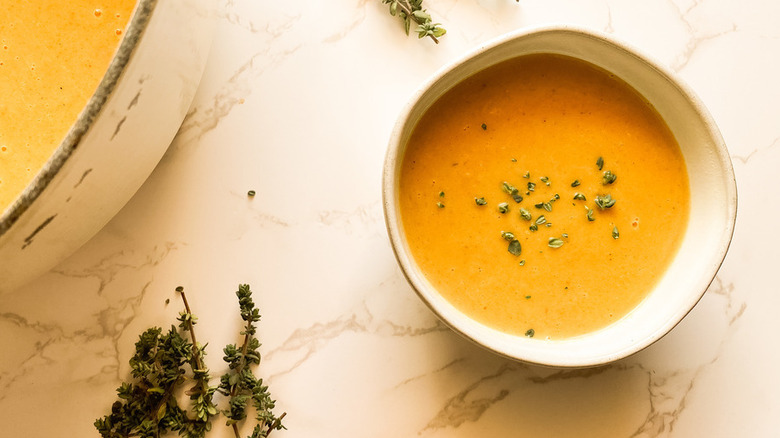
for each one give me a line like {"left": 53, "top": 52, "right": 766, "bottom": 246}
{"left": 0, "top": 0, "right": 136, "bottom": 212}
{"left": 399, "top": 53, "right": 690, "bottom": 340}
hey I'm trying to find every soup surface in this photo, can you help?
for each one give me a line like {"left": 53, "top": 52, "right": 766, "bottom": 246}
{"left": 399, "top": 53, "right": 690, "bottom": 339}
{"left": 0, "top": 0, "right": 136, "bottom": 213}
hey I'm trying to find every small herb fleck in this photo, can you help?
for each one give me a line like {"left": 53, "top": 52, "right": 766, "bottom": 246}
{"left": 519, "top": 260, "right": 526, "bottom": 266}
{"left": 573, "top": 192, "right": 586, "bottom": 201}
{"left": 503, "top": 182, "right": 524, "bottom": 202}
{"left": 602, "top": 170, "right": 617, "bottom": 185}
{"left": 529, "top": 224, "right": 538, "bottom": 232}
{"left": 439, "top": 191, "right": 445, "bottom": 197}
{"left": 571, "top": 180, "right": 581, "bottom": 187}
{"left": 436, "top": 202, "right": 445, "bottom": 208}
{"left": 498, "top": 202, "right": 509, "bottom": 213}
{"left": 594, "top": 194, "right": 616, "bottom": 209}
{"left": 519, "top": 208, "right": 532, "bottom": 221}
{"left": 475, "top": 197, "right": 487, "bottom": 206}
{"left": 525, "top": 329, "right": 535, "bottom": 337}
{"left": 481, "top": 123, "right": 487, "bottom": 130}
{"left": 527, "top": 181, "right": 536, "bottom": 192}
{"left": 535, "top": 215, "right": 547, "bottom": 225}
{"left": 562, "top": 233, "right": 569, "bottom": 238}
{"left": 586, "top": 207, "right": 595, "bottom": 221}
{"left": 508, "top": 240, "right": 522, "bottom": 256}
{"left": 247, "top": 190, "right": 256, "bottom": 197}
{"left": 501, "top": 231, "right": 515, "bottom": 241}
{"left": 525, "top": 295, "right": 531, "bottom": 299}
{"left": 511, "top": 158, "right": 517, "bottom": 162}
{"left": 596, "top": 156, "right": 604, "bottom": 170}
{"left": 543, "top": 202, "right": 552, "bottom": 212}
{"left": 540, "top": 176, "right": 550, "bottom": 186}
{"left": 612, "top": 226, "right": 620, "bottom": 239}
{"left": 523, "top": 171, "right": 530, "bottom": 179}
{"left": 548, "top": 237, "right": 564, "bottom": 248}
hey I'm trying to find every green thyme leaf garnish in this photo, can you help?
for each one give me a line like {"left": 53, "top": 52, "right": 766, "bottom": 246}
{"left": 519, "top": 260, "right": 526, "bottom": 266}
{"left": 545, "top": 223, "right": 552, "bottom": 227}
{"left": 498, "top": 202, "right": 509, "bottom": 213}
{"left": 548, "top": 237, "right": 564, "bottom": 248}
{"left": 481, "top": 123, "right": 487, "bottom": 130}
{"left": 594, "top": 194, "right": 616, "bottom": 209}
{"left": 529, "top": 224, "right": 538, "bottom": 232}
{"left": 501, "top": 231, "right": 515, "bottom": 241}
{"left": 534, "top": 202, "right": 544, "bottom": 209}
{"left": 562, "top": 233, "right": 569, "bottom": 238}
{"left": 573, "top": 192, "right": 586, "bottom": 201}
{"left": 535, "top": 215, "right": 547, "bottom": 225}
{"left": 247, "top": 190, "right": 256, "bottom": 197}
{"left": 586, "top": 207, "right": 595, "bottom": 221}
{"left": 436, "top": 202, "right": 445, "bottom": 208}
{"left": 543, "top": 202, "right": 552, "bottom": 212}
{"left": 525, "top": 329, "right": 535, "bottom": 337}
{"left": 508, "top": 240, "right": 522, "bottom": 256}
{"left": 571, "top": 180, "right": 580, "bottom": 187}
{"left": 612, "top": 226, "right": 619, "bottom": 239}
{"left": 519, "top": 208, "right": 532, "bottom": 221}
{"left": 540, "top": 176, "right": 550, "bottom": 186}
{"left": 602, "top": 170, "right": 617, "bottom": 185}
{"left": 527, "top": 181, "right": 536, "bottom": 192}
{"left": 523, "top": 171, "right": 530, "bottom": 179}
{"left": 475, "top": 197, "right": 487, "bottom": 206}
{"left": 597, "top": 156, "right": 604, "bottom": 170}
{"left": 439, "top": 191, "right": 445, "bottom": 197}
{"left": 382, "top": 0, "right": 446, "bottom": 44}
{"left": 502, "top": 182, "right": 523, "bottom": 202}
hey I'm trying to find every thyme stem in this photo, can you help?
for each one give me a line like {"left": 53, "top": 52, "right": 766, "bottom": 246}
{"left": 229, "top": 327, "right": 253, "bottom": 438}
{"left": 382, "top": 0, "right": 446, "bottom": 43}
{"left": 395, "top": 1, "right": 439, "bottom": 43}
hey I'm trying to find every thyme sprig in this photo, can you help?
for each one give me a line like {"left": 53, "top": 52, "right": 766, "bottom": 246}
{"left": 218, "top": 284, "right": 286, "bottom": 438}
{"left": 95, "top": 285, "right": 285, "bottom": 438}
{"left": 177, "top": 288, "right": 219, "bottom": 434}
{"left": 381, "top": 0, "right": 446, "bottom": 43}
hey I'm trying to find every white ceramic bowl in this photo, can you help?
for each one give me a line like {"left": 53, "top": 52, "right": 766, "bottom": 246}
{"left": 382, "top": 26, "right": 737, "bottom": 368}
{"left": 0, "top": 0, "right": 214, "bottom": 294}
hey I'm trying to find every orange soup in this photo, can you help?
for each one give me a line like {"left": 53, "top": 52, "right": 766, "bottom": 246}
{"left": 399, "top": 54, "right": 690, "bottom": 339}
{"left": 0, "top": 0, "right": 136, "bottom": 212}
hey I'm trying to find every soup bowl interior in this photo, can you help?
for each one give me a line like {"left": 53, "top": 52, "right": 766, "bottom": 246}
{"left": 383, "top": 26, "right": 737, "bottom": 367}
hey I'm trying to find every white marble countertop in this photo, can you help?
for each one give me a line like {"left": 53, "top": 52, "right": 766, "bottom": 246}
{"left": 1, "top": 0, "right": 777, "bottom": 436}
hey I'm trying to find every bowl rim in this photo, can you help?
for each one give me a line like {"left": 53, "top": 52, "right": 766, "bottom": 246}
{"left": 382, "top": 24, "right": 738, "bottom": 367}
{"left": 0, "top": 0, "right": 159, "bottom": 236}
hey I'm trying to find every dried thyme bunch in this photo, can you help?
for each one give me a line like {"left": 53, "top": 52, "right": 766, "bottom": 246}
{"left": 381, "top": 0, "right": 446, "bottom": 43}
{"left": 95, "top": 285, "right": 285, "bottom": 438}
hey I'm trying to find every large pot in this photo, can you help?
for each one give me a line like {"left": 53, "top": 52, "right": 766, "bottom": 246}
{"left": 0, "top": 0, "right": 214, "bottom": 294}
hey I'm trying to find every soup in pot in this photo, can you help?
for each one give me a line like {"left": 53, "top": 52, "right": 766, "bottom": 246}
{"left": 0, "top": 0, "right": 136, "bottom": 212}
